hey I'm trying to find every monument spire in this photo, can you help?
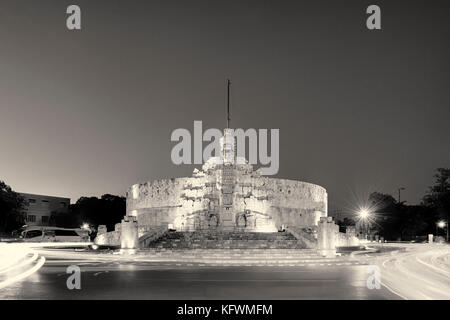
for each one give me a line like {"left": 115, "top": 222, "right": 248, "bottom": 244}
{"left": 227, "top": 79, "right": 231, "bottom": 128}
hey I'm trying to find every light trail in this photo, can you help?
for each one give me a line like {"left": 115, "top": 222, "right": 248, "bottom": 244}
{"left": 379, "top": 280, "right": 408, "bottom": 300}
{"left": 371, "top": 243, "right": 450, "bottom": 300}
{"left": 415, "top": 256, "right": 450, "bottom": 278}
{"left": 0, "top": 257, "right": 46, "bottom": 289}
{"left": 0, "top": 252, "right": 38, "bottom": 275}
{"left": 0, "top": 242, "right": 90, "bottom": 289}
{"left": 0, "top": 244, "right": 31, "bottom": 272}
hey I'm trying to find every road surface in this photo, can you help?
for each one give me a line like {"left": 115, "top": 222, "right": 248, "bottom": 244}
{"left": 1, "top": 242, "right": 448, "bottom": 299}
{"left": 367, "top": 243, "right": 450, "bottom": 300}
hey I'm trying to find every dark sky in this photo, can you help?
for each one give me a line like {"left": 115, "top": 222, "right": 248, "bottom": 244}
{"left": 0, "top": 0, "right": 449, "bottom": 212}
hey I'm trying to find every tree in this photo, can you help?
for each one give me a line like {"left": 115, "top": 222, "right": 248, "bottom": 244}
{"left": 369, "top": 192, "right": 397, "bottom": 210}
{"left": 397, "top": 205, "right": 430, "bottom": 240}
{"left": 367, "top": 173, "right": 445, "bottom": 241}
{"left": 337, "top": 217, "right": 356, "bottom": 233}
{"left": 49, "top": 210, "right": 79, "bottom": 228}
{"left": 0, "top": 180, "right": 26, "bottom": 233}
{"left": 338, "top": 217, "right": 356, "bottom": 226}
{"left": 367, "top": 192, "right": 400, "bottom": 239}
{"left": 69, "top": 194, "right": 126, "bottom": 231}
{"left": 423, "top": 168, "right": 450, "bottom": 240}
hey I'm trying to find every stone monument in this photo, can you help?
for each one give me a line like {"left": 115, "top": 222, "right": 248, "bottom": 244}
{"left": 119, "top": 83, "right": 328, "bottom": 250}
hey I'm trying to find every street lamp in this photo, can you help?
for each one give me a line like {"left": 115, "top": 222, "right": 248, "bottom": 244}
{"left": 436, "top": 220, "right": 447, "bottom": 241}
{"left": 357, "top": 207, "right": 372, "bottom": 240}
{"left": 398, "top": 187, "right": 405, "bottom": 203}
{"left": 359, "top": 208, "right": 370, "bottom": 219}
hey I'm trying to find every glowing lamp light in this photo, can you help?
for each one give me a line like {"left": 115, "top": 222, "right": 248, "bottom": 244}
{"left": 358, "top": 208, "right": 370, "bottom": 219}
{"left": 437, "top": 221, "right": 446, "bottom": 228}
{"left": 81, "top": 223, "right": 89, "bottom": 230}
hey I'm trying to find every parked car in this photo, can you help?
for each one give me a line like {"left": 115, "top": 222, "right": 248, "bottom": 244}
{"left": 21, "top": 227, "right": 89, "bottom": 242}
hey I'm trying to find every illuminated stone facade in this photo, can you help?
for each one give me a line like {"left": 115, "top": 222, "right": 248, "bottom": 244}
{"left": 127, "top": 129, "right": 328, "bottom": 236}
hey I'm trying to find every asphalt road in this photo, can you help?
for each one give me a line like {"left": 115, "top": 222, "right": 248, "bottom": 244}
{"left": 3, "top": 243, "right": 449, "bottom": 299}
{"left": 368, "top": 243, "right": 450, "bottom": 300}
{"left": 1, "top": 252, "right": 399, "bottom": 299}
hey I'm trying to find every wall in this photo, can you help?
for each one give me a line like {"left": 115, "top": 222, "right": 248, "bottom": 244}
{"left": 336, "top": 226, "right": 360, "bottom": 247}
{"left": 126, "top": 178, "right": 190, "bottom": 230}
{"left": 244, "top": 177, "right": 327, "bottom": 229}
{"left": 127, "top": 169, "right": 327, "bottom": 233}
{"left": 95, "top": 230, "right": 121, "bottom": 247}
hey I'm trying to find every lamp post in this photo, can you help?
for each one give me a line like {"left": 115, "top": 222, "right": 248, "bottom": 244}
{"left": 398, "top": 187, "right": 405, "bottom": 203}
{"left": 436, "top": 220, "right": 448, "bottom": 241}
{"left": 358, "top": 208, "right": 371, "bottom": 240}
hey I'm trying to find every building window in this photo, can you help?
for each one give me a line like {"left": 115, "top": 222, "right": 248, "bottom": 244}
{"left": 29, "top": 199, "right": 36, "bottom": 204}
{"left": 42, "top": 216, "right": 49, "bottom": 224}
{"left": 27, "top": 215, "right": 36, "bottom": 222}
{"left": 60, "top": 202, "right": 66, "bottom": 208}
{"left": 42, "top": 200, "right": 49, "bottom": 203}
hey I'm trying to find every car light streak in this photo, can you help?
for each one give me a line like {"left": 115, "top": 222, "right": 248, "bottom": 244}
{"left": 0, "top": 256, "right": 46, "bottom": 289}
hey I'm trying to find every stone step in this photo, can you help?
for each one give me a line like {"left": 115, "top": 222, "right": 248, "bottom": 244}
{"left": 155, "top": 231, "right": 297, "bottom": 241}
{"left": 153, "top": 245, "right": 307, "bottom": 249}
{"left": 131, "top": 254, "right": 348, "bottom": 265}
{"left": 146, "top": 231, "right": 309, "bottom": 250}
{"left": 148, "top": 257, "right": 330, "bottom": 262}
{"left": 154, "top": 251, "right": 319, "bottom": 255}
{"left": 140, "top": 248, "right": 318, "bottom": 254}
{"left": 131, "top": 246, "right": 350, "bottom": 266}
{"left": 160, "top": 232, "right": 295, "bottom": 240}
{"left": 135, "top": 254, "right": 332, "bottom": 261}
{"left": 153, "top": 239, "right": 304, "bottom": 243}
{"left": 148, "top": 252, "right": 322, "bottom": 258}
{"left": 165, "top": 240, "right": 300, "bottom": 242}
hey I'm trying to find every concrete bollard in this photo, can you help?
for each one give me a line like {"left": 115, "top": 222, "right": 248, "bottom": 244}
{"left": 120, "top": 216, "right": 139, "bottom": 253}
{"left": 97, "top": 225, "right": 107, "bottom": 235}
{"left": 317, "top": 217, "right": 339, "bottom": 258}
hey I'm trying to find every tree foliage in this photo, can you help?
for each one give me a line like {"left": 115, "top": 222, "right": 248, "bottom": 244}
{"left": 66, "top": 194, "right": 126, "bottom": 231}
{"left": 365, "top": 168, "right": 449, "bottom": 240}
{"left": 423, "top": 168, "right": 450, "bottom": 221}
{"left": 0, "top": 180, "right": 26, "bottom": 232}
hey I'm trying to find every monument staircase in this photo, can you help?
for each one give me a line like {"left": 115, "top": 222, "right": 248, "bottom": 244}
{"left": 135, "top": 247, "right": 346, "bottom": 266}
{"left": 145, "top": 230, "right": 309, "bottom": 250}
{"left": 131, "top": 229, "right": 361, "bottom": 266}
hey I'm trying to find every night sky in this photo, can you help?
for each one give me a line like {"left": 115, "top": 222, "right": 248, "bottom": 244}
{"left": 0, "top": 0, "right": 449, "bottom": 212}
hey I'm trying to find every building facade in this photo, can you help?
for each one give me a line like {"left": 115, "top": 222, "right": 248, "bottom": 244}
{"left": 20, "top": 193, "right": 70, "bottom": 226}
